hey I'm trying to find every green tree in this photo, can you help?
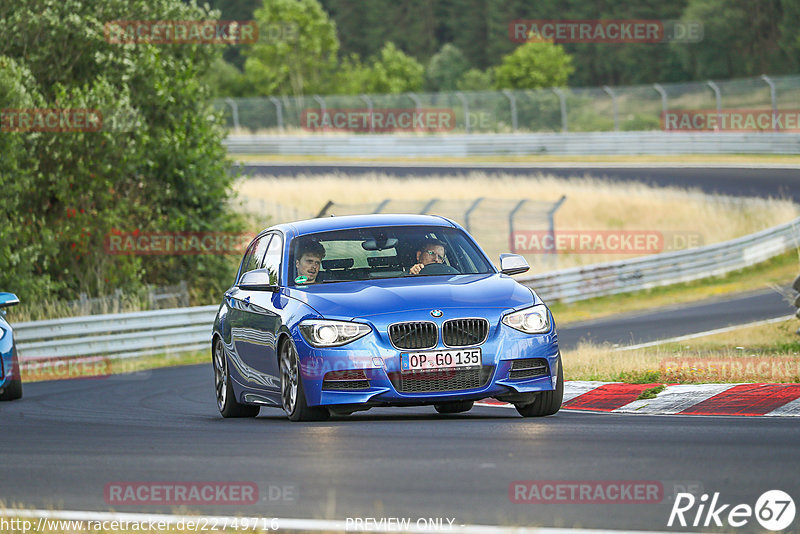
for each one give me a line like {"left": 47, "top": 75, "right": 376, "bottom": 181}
{"left": 425, "top": 44, "right": 470, "bottom": 91}
{"left": 0, "top": 0, "right": 242, "bottom": 305}
{"left": 244, "top": 0, "right": 339, "bottom": 97}
{"left": 494, "top": 38, "right": 574, "bottom": 89}
{"left": 362, "top": 42, "right": 424, "bottom": 94}
{"left": 677, "top": 0, "right": 789, "bottom": 79}
{"left": 457, "top": 68, "right": 494, "bottom": 91}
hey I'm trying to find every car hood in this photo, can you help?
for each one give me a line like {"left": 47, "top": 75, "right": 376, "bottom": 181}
{"left": 285, "top": 273, "right": 537, "bottom": 319}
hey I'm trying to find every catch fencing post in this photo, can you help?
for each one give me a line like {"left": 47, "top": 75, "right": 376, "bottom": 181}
{"left": 547, "top": 195, "right": 567, "bottom": 264}
{"left": 761, "top": 74, "right": 778, "bottom": 132}
{"left": 224, "top": 98, "right": 240, "bottom": 130}
{"left": 552, "top": 88, "right": 568, "bottom": 132}
{"left": 653, "top": 84, "right": 668, "bottom": 128}
{"left": 464, "top": 198, "right": 484, "bottom": 234}
{"left": 455, "top": 91, "right": 469, "bottom": 133}
{"left": 508, "top": 199, "right": 528, "bottom": 253}
{"left": 373, "top": 199, "right": 391, "bottom": 213}
{"left": 603, "top": 86, "right": 619, "bottom": 131}
{"left": 268, "top": 96, "right": 283, "bottom": 131}
{"left": 420, "top": 198, "right": 438, "bottom": 214}
{"left": 706, "top": 80, "right": 722, "bottom": 132}
{"left": 503, "top": 89, "right": 518, "bottom": 132}
{"left": 360, "top": 94, "right": 374, "bottom": 132}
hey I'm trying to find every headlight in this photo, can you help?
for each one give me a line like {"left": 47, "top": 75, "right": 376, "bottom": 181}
{"left": 502, "top": 305, "right": 551, "bottom": 334}
{"left": 298, "top": 319, "right": 372, "bottom": 347}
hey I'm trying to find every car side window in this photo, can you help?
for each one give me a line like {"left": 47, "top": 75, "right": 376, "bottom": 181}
{"left": 261, "top": 234, "right": 283, "bottom": 285}
{"left": 238, "top": 234, "right": 272, "bottom": 282}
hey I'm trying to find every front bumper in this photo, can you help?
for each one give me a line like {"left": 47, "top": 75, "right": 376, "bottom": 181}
{"left": 293, "top": 316, "right": 560, "bottom": 407}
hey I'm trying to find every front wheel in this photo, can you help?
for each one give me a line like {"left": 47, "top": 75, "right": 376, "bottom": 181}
{"left": 515, "top": 356, "right": 563, "bottom": 417}
{"left": 213, "top": 338, "right": 259, "bottom": 418}
{"left": 280, "top": 340, "right": 329, "bottom": 422}
{"left": 0, "top": 348, "right": 22, "bottom": 401}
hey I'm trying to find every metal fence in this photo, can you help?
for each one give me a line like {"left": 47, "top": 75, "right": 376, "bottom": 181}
{"left": 223, "top": 131, "right": 800, "bottom": 156}
{"left": 15, "top": 305, "right": 217, "bottom": 361}
{"left": 14, "top": 217, "right": 800, "bottom": 363}
{"left": 216, "top": 74, "right": 800, "bottom": 134}
{"left": 521, "top": 217, "right": 800, "bottom": 303}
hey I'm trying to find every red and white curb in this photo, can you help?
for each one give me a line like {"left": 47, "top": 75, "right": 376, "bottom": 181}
{"left": 477, "top": 381, "right": 800, "bottom": 416}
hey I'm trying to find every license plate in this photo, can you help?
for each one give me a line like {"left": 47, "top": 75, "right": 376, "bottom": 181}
{"left": 400, "top": 348, "right": 481, "bottom": 372}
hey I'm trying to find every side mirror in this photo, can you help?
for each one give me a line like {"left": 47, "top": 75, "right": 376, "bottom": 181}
{"left": 499, "top": 254, "right": 529, "bottom": 275}
{"left": 238, "top": 269, "right": 279, "bottom": 292}
{"left": 0, "top": 292, "right": 20, "bottom": 309}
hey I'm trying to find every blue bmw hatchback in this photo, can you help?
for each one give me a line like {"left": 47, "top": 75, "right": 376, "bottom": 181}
{"left": 0, "top": 292, "right": 22, "bottom": 401}
{"left": 212, "top": 214, "right": 562, "bottom": 421}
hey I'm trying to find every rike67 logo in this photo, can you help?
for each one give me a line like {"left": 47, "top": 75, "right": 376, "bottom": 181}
{"left": 669, "top": 490, "right": 795, "bottom": 531}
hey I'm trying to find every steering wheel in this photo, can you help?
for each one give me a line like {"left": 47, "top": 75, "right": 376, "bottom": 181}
{"left": 418, "top": 263, "right": 459, "bottom": 275}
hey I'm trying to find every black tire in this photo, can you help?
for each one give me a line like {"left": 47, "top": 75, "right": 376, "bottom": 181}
{"left": 0, "top": 348, "right": 22, "bottom": 401}
{"left": 434, "top": 400, "right": 474, "bottom": 414}
{"left": 213, "top": 338, "right": 259, "bottom": 418}
{"left": 280, "top": 339, "right": 329, "bottom": 422}
{"left": 515, "top": 356, "right": 563, "bottom": 417}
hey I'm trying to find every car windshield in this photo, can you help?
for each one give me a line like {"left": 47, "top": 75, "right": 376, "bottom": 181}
{"left": 289, "top": 225, "right": 494, "bottom": 285}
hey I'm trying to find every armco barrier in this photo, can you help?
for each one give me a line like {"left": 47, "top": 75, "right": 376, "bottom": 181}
{"left": 519, "top": 217, "right": 800, "bottom": 302}
{"left": 13, "top": 218, "right": 800, "bottom": 362}
{"left": 223, "top": 132, "right": 800, "bottom": 157}
{"left": 14, "top": 305, "right": 218, "bottom": 362}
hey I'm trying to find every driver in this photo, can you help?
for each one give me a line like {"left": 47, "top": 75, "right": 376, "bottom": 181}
{"left": 409, "top": 239, "right": 446, "bottom": 275}
{"left": 295, "top": 238, "right": 325, "bottom": 284}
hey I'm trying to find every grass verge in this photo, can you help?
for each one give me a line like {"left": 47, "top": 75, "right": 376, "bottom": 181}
{"left": 549, "top": 248, "right": 800, "bottom": 325}
{"left": 563, "top": 318, "right": 800, "bottom": 383}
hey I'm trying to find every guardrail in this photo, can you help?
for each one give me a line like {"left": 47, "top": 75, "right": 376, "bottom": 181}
{"left": 14, "top": 218, "right": 800, "bottom": 362}
{"left": 519, "top": 217, "right": 800, "bottom": 303}
{"left": 223, "top": 132, "right": 800, "bottom": 156}
{"left": 15, "top": 305, "right": 218, "bottom": 362}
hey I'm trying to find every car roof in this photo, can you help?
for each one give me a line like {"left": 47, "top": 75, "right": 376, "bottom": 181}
{"left": 268, "top": 213, "right": 459, "bottom": 238}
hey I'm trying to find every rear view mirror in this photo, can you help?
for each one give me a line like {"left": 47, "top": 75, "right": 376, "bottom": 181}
{"left": 0, "top": 292, "right": 20, "bottom": 309}
{"left": 362, "top": 237, "right": 398, "bottom": 251}
{"left": 499, "top": 254, "right": 530, "bottom": 275}
{"left": 238, "top": 269, "right": 279, "bottom": 291}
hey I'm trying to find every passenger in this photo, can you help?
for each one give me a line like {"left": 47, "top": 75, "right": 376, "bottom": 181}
{"left": 295, "top": 239, "right": 325, "bottom": 284}
{"left": 409, "top": 239, "right": 446, "bottom": 275}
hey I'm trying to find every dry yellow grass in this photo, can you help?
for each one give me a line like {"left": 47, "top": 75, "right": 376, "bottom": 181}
{"left": 563, "top": 318, "right": 800, "bottom": 383}
{"left": 234, "top": 172, "right": 798, "bottom": 271}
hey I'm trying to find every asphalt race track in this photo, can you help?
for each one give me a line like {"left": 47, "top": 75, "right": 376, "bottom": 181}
{"left": 557, "top": 288, "right": 796, "bottom": 349}
{"left": 2, "top": 363, "right": 800, "bottom": 532}
{"left": 236, "top": 163, "right": 800, "bottom": 203}
{"left": 3, "top": 165, "right": 799, "bottom": 532}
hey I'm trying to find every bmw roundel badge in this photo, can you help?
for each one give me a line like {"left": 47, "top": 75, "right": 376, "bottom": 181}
{"left": 430, "top": 309, "right": 443, "bottom": 318}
